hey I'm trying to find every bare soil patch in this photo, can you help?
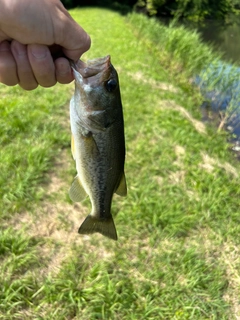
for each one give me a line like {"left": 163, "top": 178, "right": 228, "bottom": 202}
{"left": 128, "top": 71, "right": 179, "bottom": 93}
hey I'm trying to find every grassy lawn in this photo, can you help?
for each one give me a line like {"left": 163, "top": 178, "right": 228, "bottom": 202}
{"left": 0, "top": 7, "right": 240, "bottom": 319}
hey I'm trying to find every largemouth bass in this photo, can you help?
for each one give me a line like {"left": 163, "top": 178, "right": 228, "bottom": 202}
{"left": 69, "top": 55, "right": 127, "bottom": 241}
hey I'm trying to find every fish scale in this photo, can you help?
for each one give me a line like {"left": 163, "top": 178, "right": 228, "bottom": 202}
{"left": 69, "top": 55, "right": 127, "bottom": 240}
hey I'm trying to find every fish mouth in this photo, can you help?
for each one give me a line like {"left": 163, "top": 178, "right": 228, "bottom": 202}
{"left": 71, "top": 55, "right": 112, "bottom": 85}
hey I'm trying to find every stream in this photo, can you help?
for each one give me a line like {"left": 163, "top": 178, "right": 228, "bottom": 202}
{"left": 178, "top": 17, "right": 240, "bottom": 153}
{"left": 187, "top": 17, "right": 240, "bottom": 64}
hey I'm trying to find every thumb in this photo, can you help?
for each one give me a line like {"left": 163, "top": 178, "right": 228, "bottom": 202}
{"left": 59, "top": 19, "right": 91, "bottom": 61}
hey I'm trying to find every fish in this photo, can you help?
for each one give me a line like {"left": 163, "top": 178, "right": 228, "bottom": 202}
{"left": 69, "top": 55, "right": 127, "bottom": 241}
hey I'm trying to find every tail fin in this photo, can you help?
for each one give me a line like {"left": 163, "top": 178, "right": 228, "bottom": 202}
{"left": 78, "top": 215, "right": 118, "bottom": 241}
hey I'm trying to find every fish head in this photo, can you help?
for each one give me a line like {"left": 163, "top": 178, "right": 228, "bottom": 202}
{"left": 71, "top": 55, "right": 122, "bottom": 115}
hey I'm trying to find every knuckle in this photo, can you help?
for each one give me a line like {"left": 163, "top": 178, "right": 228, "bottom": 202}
{"left": 20, "top": 82, "right": 38, "bottom": 91}
{"left": 0, "top": 68, "right": 18, "bottom": 86}
{"left": 40, "top": 79, "right": 57, "bottom": 88}
{"left": 0, "top": 79, "right": 18, "bottom": 86}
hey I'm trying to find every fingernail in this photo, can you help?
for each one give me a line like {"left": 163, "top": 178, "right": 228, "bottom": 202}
{"left": 31, "top": 45, "right": 47, "bottom": 59}
{"left": 59, "top": 62, "right": 70, "bottom": 75}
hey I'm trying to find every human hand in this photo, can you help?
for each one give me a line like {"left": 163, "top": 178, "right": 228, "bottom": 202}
{"left": 0, "top": 0, "right": 91, "bottom": 90}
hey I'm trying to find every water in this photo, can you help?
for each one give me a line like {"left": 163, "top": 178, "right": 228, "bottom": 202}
{"left": 160, "top": 15, "right": 240, "bottom": 64}
{"left": 160, "top": 15, "right": 240, "bottom": 146}
{"left": 172, "top": 16, "right": 240, "bottom": 153}
{"left": 190, "top": 17, "right": 240, "bottom": 65}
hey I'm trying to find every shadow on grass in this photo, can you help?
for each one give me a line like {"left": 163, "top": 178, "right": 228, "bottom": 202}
{"left": 65, "top": 2, "right": 135, "bottom": 15}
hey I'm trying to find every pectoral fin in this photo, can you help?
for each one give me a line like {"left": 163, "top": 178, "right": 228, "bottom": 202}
{"left": 115, "top": 172, "right": 127, "bottom": 197}
{"left": 69, "top": 175, "right": 87, "bottom": 202}
{"left": 80, "top": 132, "right": 100, "bottom": 159}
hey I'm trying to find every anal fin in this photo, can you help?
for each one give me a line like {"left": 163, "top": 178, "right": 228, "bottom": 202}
{"left": 115, "top": 172, "right": 127, "bottom": 197}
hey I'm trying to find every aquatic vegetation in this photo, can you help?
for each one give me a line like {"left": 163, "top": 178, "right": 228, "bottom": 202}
{"left": 194, "top": 61, "right": 240, "bottom": 141}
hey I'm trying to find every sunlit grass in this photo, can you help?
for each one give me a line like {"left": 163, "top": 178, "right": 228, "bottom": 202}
{"left": 0, "top": 85, "right": 72, "bottom": 217}
{"left": 0, "top": 8, "right": 239, "bottom": 319}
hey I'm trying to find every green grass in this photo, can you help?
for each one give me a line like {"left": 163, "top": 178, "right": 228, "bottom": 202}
{"left": 0, "top": 7, "right": 240, "bottom": 319}
{"left": 0, "top": 84, "right": 72, "bottom": 217}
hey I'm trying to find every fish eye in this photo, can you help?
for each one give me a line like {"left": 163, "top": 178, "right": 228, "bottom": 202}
{"left": 105, "top": 79, "right": 118, "bottom": 92}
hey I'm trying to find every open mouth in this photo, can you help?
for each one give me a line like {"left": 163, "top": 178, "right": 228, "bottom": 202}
{"left": 71, "top": 56, "right": 112, "bottom": 85}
